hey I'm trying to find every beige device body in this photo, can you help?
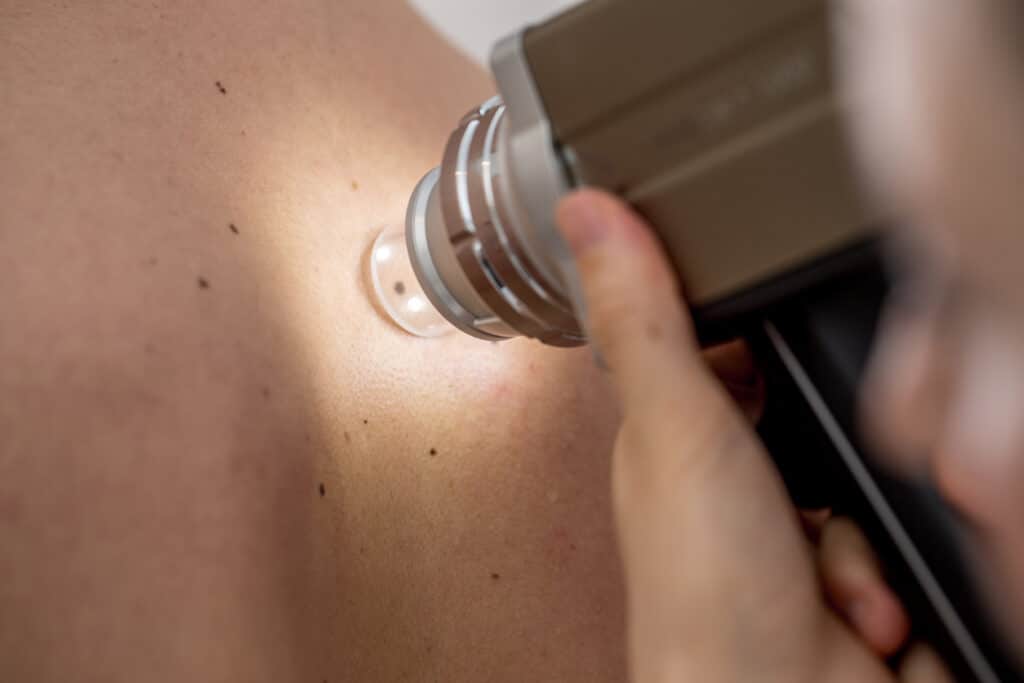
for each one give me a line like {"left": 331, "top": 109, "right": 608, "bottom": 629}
{"left": 405, "top": 0, "right": 879, "bottom": 346}
{"left": 399, "top": 6, "right": 1024, "bottom": 681}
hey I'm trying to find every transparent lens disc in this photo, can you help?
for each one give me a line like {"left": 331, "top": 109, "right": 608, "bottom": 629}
{"left": 369, "top": 227, "right": 455, "bottom": 338}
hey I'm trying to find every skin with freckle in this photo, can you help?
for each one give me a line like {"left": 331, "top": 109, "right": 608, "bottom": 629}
{"left": 0, "top": 2, "right": 624, "bottom": 682}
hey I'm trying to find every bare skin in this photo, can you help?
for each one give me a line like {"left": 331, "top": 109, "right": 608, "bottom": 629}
{"left": 0, "top": 2, "right": 627, "bottom": 681}
{"left": 0, "top": 1, "right": 965, "bottom": 682}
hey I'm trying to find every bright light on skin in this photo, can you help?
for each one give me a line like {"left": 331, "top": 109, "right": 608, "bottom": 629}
{"left": 375, "top": 245, "right": 393, "bottom": 263}
{"left": 368, "top": 227, "right": 455, "bottom": 338}
{"left": 407, "top": 296, "right": 427, "bottom": 313}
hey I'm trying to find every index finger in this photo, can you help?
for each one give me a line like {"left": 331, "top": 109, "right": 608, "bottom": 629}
{"left": 556, "top": 189, "right": 721, "bottom": 418}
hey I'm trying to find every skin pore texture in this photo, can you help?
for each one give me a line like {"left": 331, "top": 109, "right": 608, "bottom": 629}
{"left": 0, "top": 2, "right": 626, "bottom": 681}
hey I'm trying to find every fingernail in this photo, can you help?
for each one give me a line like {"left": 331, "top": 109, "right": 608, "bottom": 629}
{"left": 559, "top": 196, "right": 610, "bottom": 255}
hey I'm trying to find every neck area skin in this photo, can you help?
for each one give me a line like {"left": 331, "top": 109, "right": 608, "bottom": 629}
{"left": 0, "top": 1, "right": 626, "bottom": 681}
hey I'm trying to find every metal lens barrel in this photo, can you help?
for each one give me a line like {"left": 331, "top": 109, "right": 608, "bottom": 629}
{"left": 405, "top": 97, "right": 583, "bottom": 347}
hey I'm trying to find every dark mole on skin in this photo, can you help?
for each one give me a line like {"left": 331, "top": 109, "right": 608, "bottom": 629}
{"left": 197, "top": 277, "right": 210, "bottom": 290}
{"left": 318, "top": 483, "right": 326, "bottom": 497}
{"left": 215, "top": 80, "right": 227, "bottom": 94}
{"left": 362, "top": 419, "right": 368, "bottom": 425}
{"left": 490, "top": 573, "right": 501, "bottom": 581}
{"left": 429, "top": 448, "right": 437, "bottom": 457}
{"left": 228, "top": 223, "right": 239, "bottom": 235}
{"left": 394, "top": 281, "right": 406, "bottom": 296}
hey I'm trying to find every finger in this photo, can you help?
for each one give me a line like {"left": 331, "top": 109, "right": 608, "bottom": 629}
{"left": 556, "top": 188, "right": 717, "bottom": 414}
{"left": 704, "top": 340, "right": 765, "bottom": 423}
{"left": 900, "top": 644, "right": 955, "bottom": 683}
{"left": 819, "top": 518, "right": 910, "bottom": 657}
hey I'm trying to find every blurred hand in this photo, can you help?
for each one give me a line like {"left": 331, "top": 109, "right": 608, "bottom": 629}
{"left": 556, "top": 188, "right": 953, "bottom": 683}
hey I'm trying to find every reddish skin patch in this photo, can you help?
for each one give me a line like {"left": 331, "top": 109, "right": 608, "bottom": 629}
{"left": 544, "top": 526, "right": 576, "bottom": 567}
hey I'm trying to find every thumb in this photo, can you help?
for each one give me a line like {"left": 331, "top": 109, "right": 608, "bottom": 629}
{"left": 556, "top": 188, "right": 714, "bottom": 411}
{"left": 557, "top": 188, "right": 829, "bottom": 681}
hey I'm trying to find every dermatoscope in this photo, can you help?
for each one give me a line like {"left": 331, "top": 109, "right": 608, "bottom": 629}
{"left": 368, "top": 2, "right": 1024, "bottom": 681}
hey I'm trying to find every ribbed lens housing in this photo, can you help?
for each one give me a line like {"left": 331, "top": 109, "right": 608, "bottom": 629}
{"left": 406, "top": 97, "right": 584, "bottom": 347}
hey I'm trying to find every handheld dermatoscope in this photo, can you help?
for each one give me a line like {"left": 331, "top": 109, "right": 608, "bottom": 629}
{"left": 369, "top": 1, "right": 1024, "bottom": 680}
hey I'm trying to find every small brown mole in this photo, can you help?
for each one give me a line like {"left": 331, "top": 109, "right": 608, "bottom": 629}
{"left": 429, "top": 448, "right": 437, "bottom": 457}
{"left": 228, "top": 223, "right": 239, "bottom": 235}
{"left": 318, "top": 483, "right": 326, "bottom": 497}
{"left": 261, "top": 386, "right": 271, "bottom": 400}
{"left": 215, "top": 80, "right": 227, "bottom": 94}
{"left": 197, "top": 277, "right": 210, "bottom": 290}
{"left": 343, "top": 431, "right": 351, "bottom": 443}
{"left": 394, "top": 281, "right": 406, "bottom": 296}
{"left": 351, "top": 180, "right": 359, "bottom": 191}
{"left": 362, "top": 419, "right": 369, "bottom": 425}
{"left": 490, "top": 572, "right": 501, "bottom": 581}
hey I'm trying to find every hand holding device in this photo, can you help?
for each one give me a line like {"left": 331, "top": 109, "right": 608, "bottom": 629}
{"left": 557, "top": 187, "right": 953, "bottom": 683}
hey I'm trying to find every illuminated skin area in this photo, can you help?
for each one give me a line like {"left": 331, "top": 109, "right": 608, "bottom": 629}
{"left": 0, "top": 2, "right": 625, "bottom": 681}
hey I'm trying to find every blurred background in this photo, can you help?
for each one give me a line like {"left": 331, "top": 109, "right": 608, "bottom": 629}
{"left": 408, "top": 0, "right": 582, "bottom": 65}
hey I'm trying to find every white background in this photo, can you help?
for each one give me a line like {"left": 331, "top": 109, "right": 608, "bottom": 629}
{"left": 408, "top": 0, "right": 582, "bottom": 65}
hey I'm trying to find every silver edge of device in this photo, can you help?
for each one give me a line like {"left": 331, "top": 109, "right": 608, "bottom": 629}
{"left": 403, "top": 29, "right": 587, "bottom": 346}
{"left": 405, "top": 168, "right": 505, "bottom": 341}
{"left": 490, "top": 32, "right": 590, "bottom": 338}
